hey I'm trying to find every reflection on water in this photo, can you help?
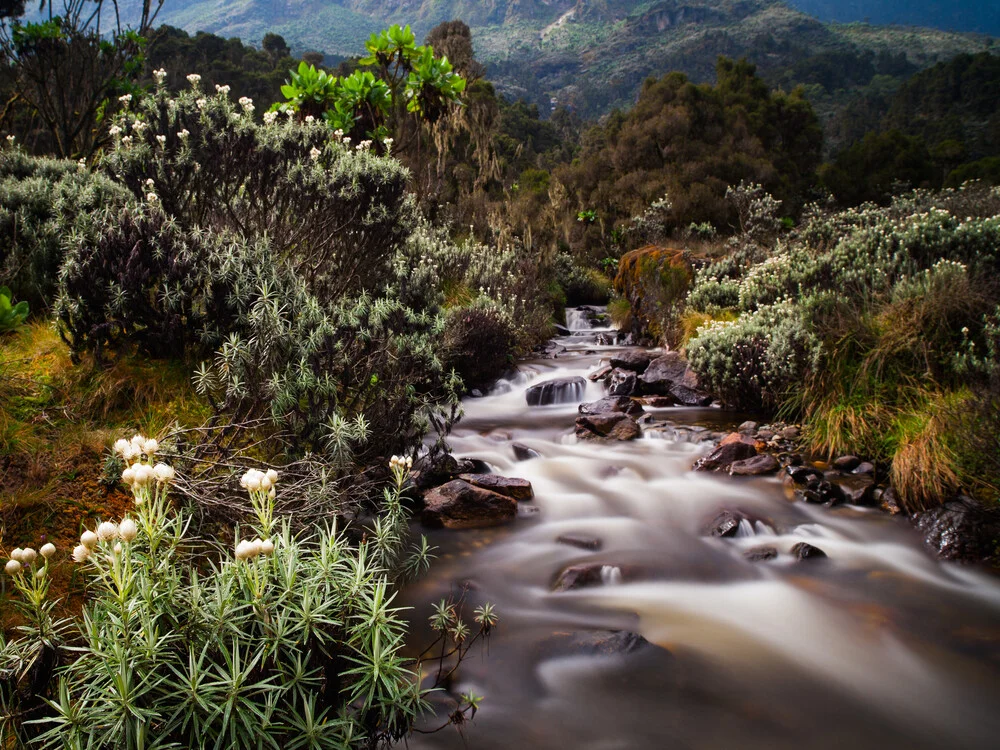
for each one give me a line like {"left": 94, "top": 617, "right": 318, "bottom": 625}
{"left": 403, "top": 312, "right": 1000, "bottom": 750}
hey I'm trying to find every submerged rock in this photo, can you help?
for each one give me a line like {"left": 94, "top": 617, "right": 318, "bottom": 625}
{"left": 512, "top": 442, "right": 542, "bottom": 461}
{"left": 915, "top": 497, "right": 1000, "bottom": 564}
{"left": 576, "top": 413, "right": 642, "bottom": 441}
{"left": 422, "top": 479, "right": 517, "bottom": 529}
{"left": 541, "top": 630, "right": 660, "bottom": 658}
{"left": 728, "top": 454, "right": 780, "bottom": 476}
{"left": 693, "top": 437, "right": 757, "bottom": 472}
{"left": 526, "top": 376, "right": 587, "bottom": 406}
{"left": 556, "top": 533, "right": 603, "bottom": 551}
{"left": 791, "top": 542, "right": 828, "bottom": 560}
{"left": 579, "top": 396, "right": 644, "bottom": 418}
{"left": 743, "top": 545, "right": 778, "bottom": 562}
{"left": 458, "top": 473, "right": 534, "bottom": 502}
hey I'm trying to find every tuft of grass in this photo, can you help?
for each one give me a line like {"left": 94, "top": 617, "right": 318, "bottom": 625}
{"left": 607, "top": 297, "right": 632, "bottom": 330}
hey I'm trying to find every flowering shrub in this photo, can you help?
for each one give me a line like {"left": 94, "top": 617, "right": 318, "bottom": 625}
{"left": 442, "top": 297, "right": 517, "bottom": 391}
{"left": 1, "top": 437, "right": 495, "bottom": 748}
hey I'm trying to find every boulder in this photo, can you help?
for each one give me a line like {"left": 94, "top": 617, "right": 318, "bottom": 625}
{"left": 455, "top": 458, "right": 492, "bottom": 475}
{"left": 880, "top": 486, "right": 903, "bottom": 515}
{"left": 422, "top": 480, "right": 517, "bottom": 529}
{"left": 552, "top": 562, "right": 636, "bottom": 592}
{"left": 588, "top": 364, "right": 613, "bottom": 382}
{"left": 852, "top": 461, "right": 876, "bottom": 476}
{"left": 791, "top": 542, "right": 827, "bottom": 561}
{"left": 829, "top": 474, "right": 876, "bottom": 506}
{"left": 642, "top": 395, "right": 676, "bottom": 407}
{"left": 553, "top": 323, "right": 572, "bottom": 336}
{"left": 693, "top": 438, "right": 757, "bottom": 472}
{"left": 579, "top": 396, "right": 644, "bottom": 418}
{"left": 541, "top": 630, "right": 658, "bottom": 658}
{"left": 728, "top": 454, "right": 780, "bottom": 476}
{"left": 738, "top": 421, "right": 759, "bottom": 434}
{"left": 705, "top": 510, "right": 743, "bottom": 538}
{"left": 637, "top": 352, "right": 689, "bottom": 395}
{"left": 609, "top": 351, "right": 654, "bottom": 373}
{"left": 512, "top": 442, "right": 541, "bottom": 461}
{"left": 576, "top": 413, "right": 642, "bottom": 442}
{"left": 832, "top": 455, "right": 861, "bottom": 471}
{"left": 743, "top": 545, "right": 778, "bottom": 562}
{"left": 556, "top": 534, "right": 602, "bottom": 551}
{"left": 668, "top": 383, "right": 713, "bottom": 406}
{"left": 458, "top": 474, "right": 533, "bottom": 502}
{"left": 525, "top": 376, "right": 587, "bottom": 406}
{"left": 411, "top": 453, "right": 460, "bottom": 490}
{"left": 784, "top": 465, "right": 823, "bottom": 486}
{"left": 780, "top": 425, "right": 801, "bottom": 439}
{"left": 608, "top": 368, "right": 639, "bottom": 396}
{"left": 801, "top": 479, "right": 842, "bottom": 505}
{"left": 914, "top": 497, "right": 1000, "bottom": 564}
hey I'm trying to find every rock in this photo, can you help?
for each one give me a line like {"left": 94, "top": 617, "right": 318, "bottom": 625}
{"left": 579, "top": 396, "right": 644, "bottom": 418}
{"left": 728, "top": 454, "right": 780, "bottom": 476}
{"left": 668, "top": 383, "right": 713, "bottom": 406}
{"left": 526, "top": 376, "right": 587, "bottom": 406}
{"left": 784, "top": 465, "right": 823, "bottom": 486}
{"left": 411, "top": 453, "right": 460, "bottom": 490}
{"left": 791, "top": 542, "right": 827, "bottom": 561}
{"left": 512, "top": 442, "right": 541, "bottom": 461}
{"left": 706, "top": 510, "right": 743, "bottom": 538}
{"left": 756, "top": 429, "right": 775, "bottom": 441}
{"left": 829, "top": 474, "right": 876, "bottom": 506}
{"left": 609, "top": 351, "right": 654, "bottom": 373}
{"left": 608, "top": 368, "right": 639, "bottom": 397}
{"left": 638, "top": 352, "right": 689, "bottom": 395}
{"left": 744, "top": 545, "right": 778, "bottom": 562}
{"left": 832, "top": 455, "right": 861, "bottom": 471}
{"left": 880, "top": 486, "right": 902, "bottom": 515}
{"left": 738, "top": 421, "right": 759, "bottom": 434}
{"left": 421, "top": 479, "right": 517, "bottom": 529}
{"left": 541, "top": 630, "right": 658, "bottom": 658}
{"left": 458, "top": 474, "right": 533, "bottom": 502}
{"left": 553, "top": 323, "right": 572, "bottom": 336}
{"left": 852, "top": 461, "right": 876, "bottom": 476}
{"left": 914, "top": 497, "right": 1000, "bottom": 564}
{"left": 552, "top": 562, "right": 636, "bottom": 592}
{"left": 801, "top": 479, "right": 842, "bottom": 505}
{"left": 693, "top": 439, "right": 757, "bottom": 472}
{"left": 780, "top": 426, "right": 801, "bottom": 439}
{"left": 576, "top": 413, "right": 642, "bottom": 442}
{"left": 556, "top": 534, "right": 603, "bottom": 551}
{"left": 642, "top": 395, "right": 675, "bottom": 407}
{"left": 588, "top": 364, "right": 613, "bottom": 382}
{"left": 455, "top": 458, "right": 492, "bottom": 475}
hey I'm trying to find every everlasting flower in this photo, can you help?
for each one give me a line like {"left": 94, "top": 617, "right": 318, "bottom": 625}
{"left": 239, "top": 96, "right": 254, "bottom": 112}
{"left": 342, "top": 136, "right": 351, "bottom": 146}
{"left": 235, "top": 540, "right": 253, "bottom": 560}
{"left": 20, "top": 548, "right": 37, "bottom": 565}
{"left": 119, "top": 93, "right": 132, "bottom": 106}
{"left": 80, "top": 530, "right": 98, "bottom": 550}
{"left": 72, "top": 545, "right": 90, "bottom": 563}
{"left": 153, "top": 68, "right": 167, "bottom": 84}
{"left": 97, "top": 521, "right": 119, "bottom": 542}
{"left": 133, "top": 120, "right": 147, "bottom": 133}
{"left": 356, "top": 140, "right": 372, "bottom": 151}
{"left": 147, "top": 193, "right": 159, "bottom": 204}
{"left": 121, "top": 466, "right": 136, "bottom": 485}
{"left": 121, "top": 135, "right": 133, "bottom": 147}
{"left": 109, "top": 125, "right": 122, "bottom": 137}
{"left": 250, "top": 538, "right": 263, "bottom": 558}
{"left": 304, "top": 115, "right": 315, "bottom": 123}
{"left": 178, "top": 129, "right": 190, "bottom": 139}
{"left": 215, "top": 84, "right": 230, "bottom": 95}
{"left": 119, "top": 518, "right": 138, "bottom": 542}
{"left": 333, "top": 129, "right": 343, "bottom": 140}
{"left": 310, "top": 146, "right": 321, "bottom": 161}
{"left": 134, "top": 464, "right": 155, "bottom": 486}
{"left": 5, "top": 134, "right": 15, "bottom": 146}
{"left": 153, "top": 463, "right": 175, "bottom": 484}
{"left": 261, "top": 539, "right": 275, "bottom": 555}
{"left": 196, "top": 98, "right": 207, "bottom": 110}
{"left": 5, "top": 559, "right": 22, "bottom": 575}
{"left": 186, "top": 73, "right": 202, "bottom": 87}
{"left": 143, "top": 438, "right": 159, "bottom": 455}
{"left": 383, "top": 137, "right": 393, "bottom": 152}
{"left": 266, "top": 469, "right": 278, "bottom": 484}
{"left": 156, "top": 134, "right": 167, "bottom": 148}
{"left": 40, "top": 543, "right": 56, "bottom": 559}
{"left": 10, "top": 548, "right": 23, "bottom": 563}
{"left": 263, "top": 111, "right": 278, "bottom": 125}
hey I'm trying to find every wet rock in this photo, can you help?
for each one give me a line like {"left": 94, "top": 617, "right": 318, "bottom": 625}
{"left": 458, "top": 474, "right": 533, "bottom": 502}
{"left": 783, "top": 453, "right": 804, "bottom": 467}
{"left": 642, "top": 395, "right": 676, "bottom": 407}
{"left": 552, "top": 562, "right": 636, "bottom": 591}
{"left": 832, "top": 455, "right": 861, "bottom": 471}
{"left": 421, "top": 479, "right": 517, "bottom": 529}
{"left": 576, "top": 413, "right": 642, "bottom": 441}
{"left": 588, "top": 364, "right": 613, "bottom": 382}
{"left": 880, "top": 486, "right": 903, "bottom": 515}
{"left": 780, "top": 426, "right": 801, "bottom": 440}
{"left": 693, "top": 438, "right": 757, "bottom": 472}
{"left": 738, "top": 420, "right": 759, "bottom": 434}
{"left": 608, "top": 368, "right": 639, "bottom": 397}
{"left": 852, "top": 461, "right": 876, "bottom": 476}
{"left": 526, "top": 376, "right": 587, "bottom": 406}
{"left": 512, "top": 442, "right": 541, "bottom": 461}
{"left": 784, "top": 465, "right": 823, "bottom": 486}
{"left": 469, "top": 388, "right": 484, "bottom": 398}
{"left": 791, "top": 542, "right": 828, "bottom": 561}
{"left": 638, "top": 352, "right": 689, "bottom": 395}
{"left": 743, "top": 545, "right": 778, "bottom": 562}
{"left": 830, "top": 474, "right": 876, "bottom": 506}
{"left": 609, "top": 351, "right": 654, "bottom": 373}
{"left": 556, "top": 534, "right": 603, "bottom": 551}
{"left": 705, "top": 510, "right": 743, "bottom": 538}
{"left": 541, "top": 630, "right": 659, "bottom": 658}
{"left": 914, "top": 496, "right": 1000, "bottom": 564}
{"left": 728, "top": 454, "right": 780, "bottom": 476}
{"left": 668, "top": 383, "right": 713, "bottom": 406}
{"left": 579, "top": 396, "right": 644, "bottom": 418}
{"left": 411, "top": 453, "right": 461, "bottom": 490}
{"left": 455, "top": 458, "right": 492, "bottom": 475}
{"left": 802, "top": 479, "right": 842, "bottom": 505}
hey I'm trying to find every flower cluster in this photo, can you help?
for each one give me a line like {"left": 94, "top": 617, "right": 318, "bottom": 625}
{"left": 71, "top": 517, "right": 139, "bottom": 564}
{"left": 186, "top": 73, "right": 201, "bottom": 88}
{"left": 234, "top": 536, "right": 275, "bottom": 560}
{"left": 238, "top": 96, "right": 254, "bottom": 113}
{"left": 240, "top": 468, "right": 278, "bottom": 496}
{"left": 153, "top": 68, "right": 167, "bottom": 85}
{"left": 113, "top": 433, "right": 159, "bottom": 462}
{"left": 5, "top": 542, "right": 55, "bottom": 576}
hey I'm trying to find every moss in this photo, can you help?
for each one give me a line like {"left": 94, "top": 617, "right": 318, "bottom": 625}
{"left": 614, "top": 245, "right": 693, "bottom": 345}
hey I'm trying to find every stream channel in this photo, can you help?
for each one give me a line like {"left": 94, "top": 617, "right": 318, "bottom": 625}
{"left": 402, "top": 308, "right": 1000, "bottom": 750}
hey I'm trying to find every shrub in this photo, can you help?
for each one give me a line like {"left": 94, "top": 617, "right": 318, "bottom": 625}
{"left": 442, "top": 298, "right": 517, "bottom": 392}
{"left": 554, "top": 253, "right": 611, "bottom": 305}
{"left": 1, "top": 440, "right": 495, "bottom": 748}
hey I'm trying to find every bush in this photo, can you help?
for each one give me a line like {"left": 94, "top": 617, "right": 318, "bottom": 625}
{"left": 554, "top": 253, "right": 612, "bottom": 306}
{"left": 0, "top": 147, "right": 127, "bottom": 310}
{"left": 442, "top": 298, "right": 517, "bottom": 392}
{"left": 1, "top": 441, "right": 495, "bottom": 748}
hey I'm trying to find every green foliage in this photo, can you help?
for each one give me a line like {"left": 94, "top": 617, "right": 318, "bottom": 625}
{"left": 442, "top": 297, "right": 517, "bottom": 392}
{"left": 0, "top": 285, "right": 29, "bottom": 332}
{"left": 554, "top": 253, "right": 611, "bottom": 306}
{"left": 279, "top": 60, "right": 341, "bottom": 118}
{"left": 820, "top": 129, "right": 936, "bottom": 205}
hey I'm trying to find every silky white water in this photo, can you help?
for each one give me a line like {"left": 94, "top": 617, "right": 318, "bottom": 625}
{"left": 404, "top": 313, "right": 1000, "bottom": 749}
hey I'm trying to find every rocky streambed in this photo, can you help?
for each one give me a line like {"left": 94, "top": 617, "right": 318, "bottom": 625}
{"left": 402, "top": 308, "right": 1000, "bottom": 750}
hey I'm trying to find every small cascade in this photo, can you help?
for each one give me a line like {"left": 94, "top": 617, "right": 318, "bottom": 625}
{"left": 525, "top": 376, "right": 587, "bottom": 406}
{"left": 600, "top": 565, "right": 623, "bottom": 586}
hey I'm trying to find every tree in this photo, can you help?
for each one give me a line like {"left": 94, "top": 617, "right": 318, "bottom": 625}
{"left": 0, "top": 1, "right": 164, "bottom": 158}
{"left": 261, "top": 31, "right": 289, "bottom": 61}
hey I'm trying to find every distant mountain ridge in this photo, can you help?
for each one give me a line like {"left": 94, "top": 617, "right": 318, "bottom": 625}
{"left": 786, "top": 1, "right": 1000, "bottom": 37}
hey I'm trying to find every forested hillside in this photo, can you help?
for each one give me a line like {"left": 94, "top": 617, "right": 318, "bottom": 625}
{"left": 787, "top": 0, "right": 1000, "bottom": 36}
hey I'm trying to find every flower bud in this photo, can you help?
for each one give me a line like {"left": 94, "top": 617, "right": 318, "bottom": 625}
{"left": 72, "top": 545, "right": 90, "bottom": 563}
{"left": 40, "top": 543, "right": 56, "bottom": 559}
{"left": 97, "top": 521, "right": 118, "bottom": 542}
{"left": 119, "top": 518, "right": 138, "bottom": 542}
{"left": 5, "top": 559, "right": 22, "bottom": 575}
{"left": 20, "top": 548, "right": 37, "bottom": 565}
{"left": 266, "top": 469, "right": 278, "bottom": 484}
{"left": 80, "top": 530, "right": 98, "bottom": 549}
{"left": 10, "top": 547, "right": 23, "bottom": 563}
{"left": 249, "top": 539, "right": 263, "bottom": 558}
{"left": 153, "top": 463, "right": 175, "bottom": 484}
{"left": 143, "top": 438, "right": 159, "bottom": 455}
{"left": 114, "top": 438, "right": 130, "bottom": 457}
{"left": 35, "top": 568, "right": 45, "bottom": 580}
{"left": 260, "top": 475, "right": 272, "bottom": 492}
{"left": 113, "top": 543, "right": 123, "bottom": 556}
{"left": 235, "top": 540, "right": 252, "bottom": 560}
{"left": 260, "top": 539, "right": 275, "bottom": 555}
{"left": 122, "top": 467, "right": 136, "bottom": 485}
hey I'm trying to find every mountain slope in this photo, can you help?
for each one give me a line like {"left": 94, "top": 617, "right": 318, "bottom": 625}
{"left": 786, "top": 1, "right": 1000, "bottom": 37}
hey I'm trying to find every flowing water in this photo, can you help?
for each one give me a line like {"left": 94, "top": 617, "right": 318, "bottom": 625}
{"left": 403, "top": 309, "right": 1000, "bottom": 750}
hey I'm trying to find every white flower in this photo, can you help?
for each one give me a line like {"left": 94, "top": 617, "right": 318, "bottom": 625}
{"left": 10, "top": 548, "right": 23, "bottom": 563}
{"left": 109, "top": 125, "right": 122, "bottom": 137}
{"left": 260, "top": 539, "right": 275, "bottom": 555}
{"left": 20, "top": 548, "right": 37, "bottom": 565}
{"left": 263, "top": 111, "right": 278, "bottom": 125}
{"left": 72, "top": 545, "right": 90, "bottom": 563}
{"left": 383, "top": 137, "right": 393, "bottom": 152}
{"left": 113, "top": 542, "right": 123, "bottom": 556}
{"left": 186, "top": 73, "right": 201, "bottom": 87}
{"left": 153, "top": 68, "right": 167, "bottom": 84}
{"left": 356, "top": 140, "right": 372, "bottom": 151}
{"left": 153, "top": 463, "right": 175, "bottom": 484}
{"left": 119, "top": 518, "right": 138, "bottom": 542}
{"left": 133, "top": 120, "right": 147, "bottom": 132}
{"left": 235, "top": 540, "right": 253, "bottom": 560}
{"left": 238, "top": 96, "right": 253, "bottom": 112}
{"left": 97, "top": 521, "right": 119, "bottom": 542}
{"left": 40, "top": 543, "right": 56, "bottom": 559}
{"left": 143, "top": 438, "right": 159, "bottom": 455}
{"left": 119, "top": 93, "right": 132, "bottom": 106}
{"left": 196, "top": 98, "right": 207, "bottom": 110}
{"left": 215, "top": 84, "right": 231, "bottom": 95}
{"left": 156, "top": 134, "right": 167, "bottom": 148}
{"left": 178, "top": 129, "right": 190, "bottom": 139}
{"left": 285, "top": 109, "right": 295, "bottom": 119}
{"left": 147, "top": 193, "right": 159, "bottom": 204}
{"left": 80, "top": 530, "right": 98, "bottom": 550}
{"left": 5, "top": 134, "right": 15, "bottom": 146}
{"left": 114, "top": 438, "right": 131, "bottom": 457}
{"left": 135, "top": 464, "right": 156, "bottom": 486}
{"left": 304, "top": 115, "right": 315, "bottom": 123}
{"left": 342, "top": 137, "right": 351, "bottom": 146}
{"left": 5, "top": 559, "right": 22, "bottom": 575}
{"left": 333, "top": 129, "right": 343, "bottom": 140}
{"left": 266, "top": 469, "right": 278, "bottom": 484}
{"left": 144, "top": 178, "right": 155, "bottom": 188}
{"left": 310, "top": 146, "right": 321, "bottom": 161}
{"left": 121, "top": 135, "right": 133, "bottom": 146}
{"left": 121, "top": 466, "right": 136, "bottom": 485}
{"left": 250, "top": 538, "right": 263, "bottom": 558}
{"left": 241, "top": 468, "right": 263, "bottom": 491}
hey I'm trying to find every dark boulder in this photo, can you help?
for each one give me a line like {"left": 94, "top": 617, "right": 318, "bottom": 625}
{"left": 729, "top": 454, "right": 780, "bottom": 476}
{"left": 832, "top": 455, "right": 861, "bottom": 471}
{"left": 556, "top": 534, "right": 602, "bottom": 551}
{"left": 829, "top": 474, "right": 876, "bottom": 506}
{"left": 705, "top": 510, "right": 744, "bottom": 538}
{"left": 512, "top": 442, "right": 541, "bottom": 461}
{"left": 693, "top": 438, "right": 757, "bottom": 472}
{"left": 609, "top": 351, "right": 653, "bottom": 373}
{"left": 608, "top": 368, "right": 639, "bottom": 396}
{"left": 791, "top": 542, "right": 828, "bottom": 561}
{"left": 526, "top": 376, "right": 587, "bottom": 406}
{"left": 784, "top": 465, "right": 823, "bottom": 487}
{"left": 744, "top": 545, "right": 778, "bottom": 562}
{"left": 668, "top": 383, "right": 713, "bottom": 406}
{"left": 458, "top": 473, "right": 533, "bottom": 502}
{"left": 455, "top": 458, "right": 492, "bottom": 475}
{"left": 852, "top": 461, "right": 876, "bottom": 476}
{"left": 541, "top": 630, "right": 660, "bottom": 658}
{"left": 579, "top": 396, "right": 644, "bottom": 418}
{"left": 422, "top": 480, "right": 517, "bottom": 529}
{"left": 553, "top": 323, "right": 571, "bottom": 336}
{"left": 638, "top": 352, "right": 689, "bottom": 395}
{"left": 576, "top": 413, "right": 642, "bottom": 442}
{"left": 552, "top": 562, "right": 637, "bottom": 592}
{"left": 914, "top": 497, "right": 1000, "bottom": 564}
{"left": 802, "top": 479, "right": 842, "bottom": 505}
